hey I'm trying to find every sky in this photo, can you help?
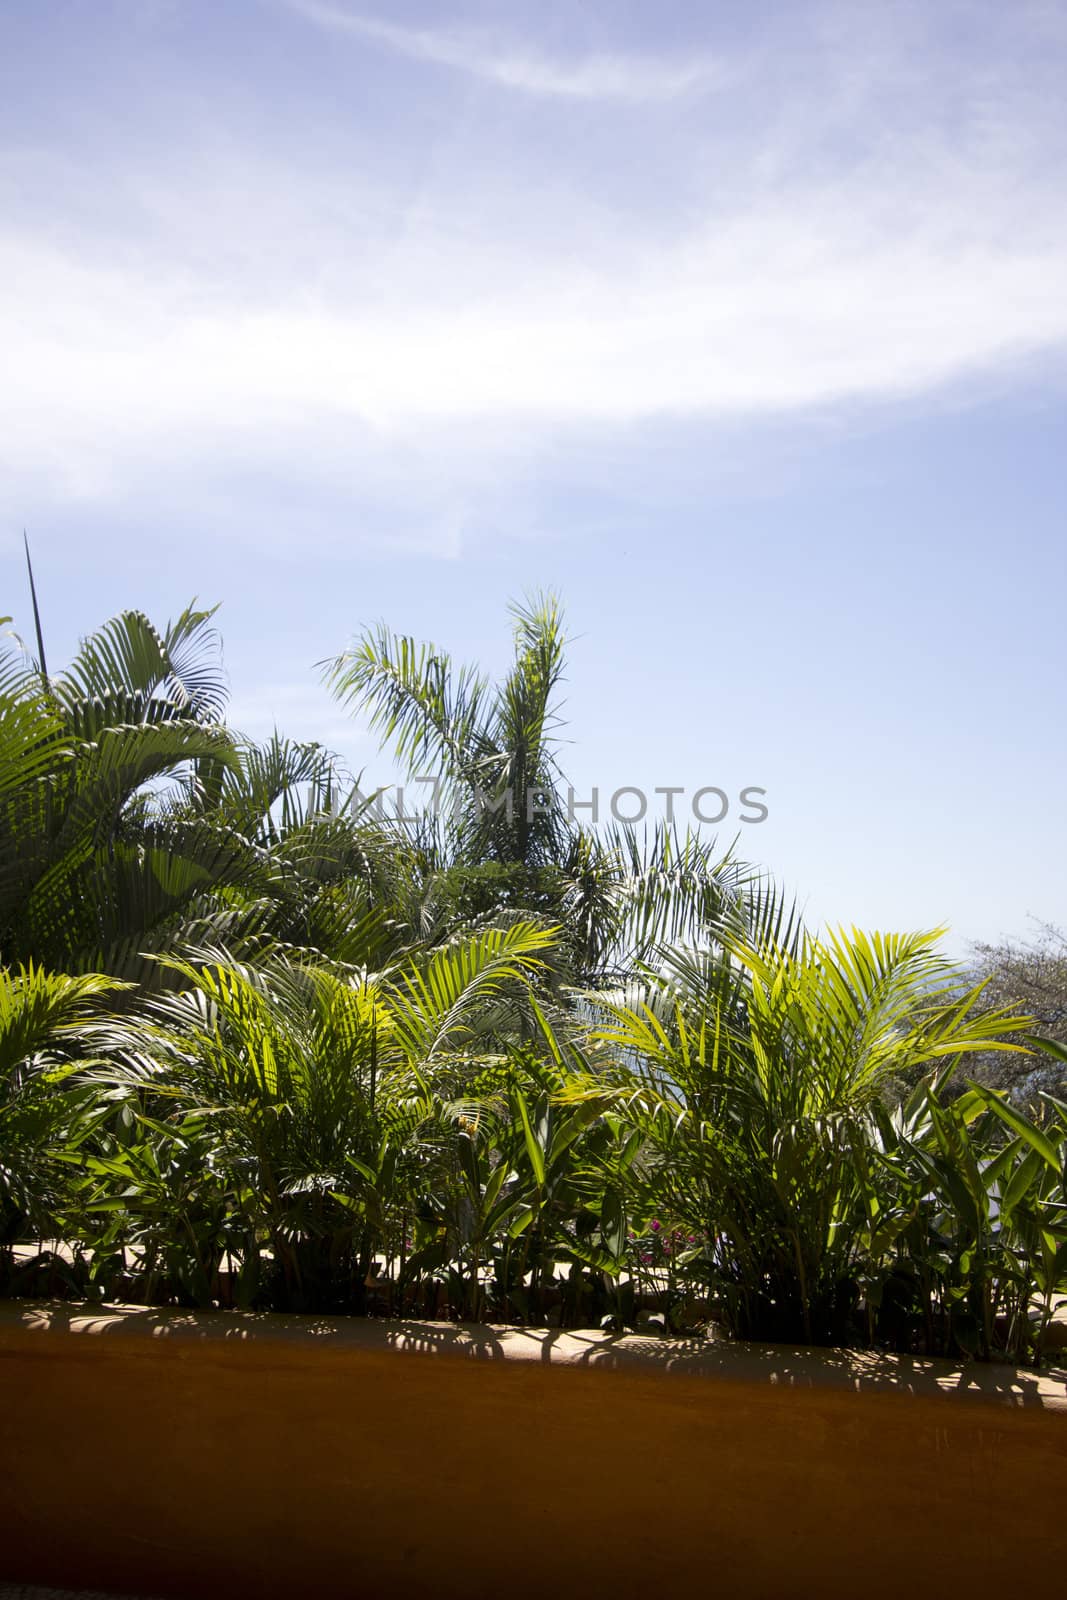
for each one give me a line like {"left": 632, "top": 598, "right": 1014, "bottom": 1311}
{"left": 1, "top": 0, "right": 1065, "bottom": 953}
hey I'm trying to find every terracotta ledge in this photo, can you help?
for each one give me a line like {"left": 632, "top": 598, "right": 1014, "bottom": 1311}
{"left": 4, "top": 1299, "right": 1067, "bottom": 1598}
{"left": 3, "top": 1298, "right": 1065, "bottom": 1411}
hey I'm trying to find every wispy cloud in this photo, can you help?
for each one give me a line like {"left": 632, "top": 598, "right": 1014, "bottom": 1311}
{"left": 286, "top": 2, "right": 723, "bottom": 101}
{"left": 3, "top": 1, "right": 1067, "bottom": 543}
{"left": 4, "top": 168, "right": 1066, "bottom": 457}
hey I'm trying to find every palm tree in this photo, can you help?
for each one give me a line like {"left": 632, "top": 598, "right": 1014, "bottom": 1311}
{"left": 183, "top": 729, "right": 425, "bottom": 969}
{"left": 324, "top": 592, "right": 569, "bottom": 869}
{"left": 323, "top": 593, "right": 740, "bottom": 981}
{"left": 561, "top": 919, "right": 1032, "bottom": 1344}
{"left": 82, "top": 922, "right": 557, "bottom": 1311}
{"left": 0, "top": 605, "right": 248, "bottom": 981}
{"left": 0, "top": 962, "right": 129, "bottom": 1286}
{"left": 0, "top": 605, "right": 423, "bottom": 986}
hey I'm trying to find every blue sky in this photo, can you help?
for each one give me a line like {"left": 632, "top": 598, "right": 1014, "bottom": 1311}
{"left": 2, "top": 0, "right": 1065, "bottom": 951}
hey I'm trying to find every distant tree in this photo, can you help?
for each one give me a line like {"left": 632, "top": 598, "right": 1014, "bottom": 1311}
{"left": 967, "top": 920, "right": 1067, "bottom": 1102}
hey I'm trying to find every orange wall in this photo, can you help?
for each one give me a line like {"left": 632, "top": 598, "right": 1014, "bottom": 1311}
{"left": 2, "top": 1308, "right": 1065, "bottom": 1599}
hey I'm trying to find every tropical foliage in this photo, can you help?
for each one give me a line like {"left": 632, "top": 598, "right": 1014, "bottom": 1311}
{"left": 323, "top": 593, "right": 738, "bottom": 981}
{"left": 1, "top": 595, "right": 1064, "bottom": 1363}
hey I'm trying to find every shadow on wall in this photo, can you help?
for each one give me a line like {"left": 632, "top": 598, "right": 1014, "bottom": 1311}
{"left": 10, "top": 1299, "right": 1065, "bottom": 1407}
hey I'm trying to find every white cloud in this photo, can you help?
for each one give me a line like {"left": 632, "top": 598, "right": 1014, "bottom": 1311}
{"left": 286, "top": 3, "right": 724, "bottom": 101}
{"left": 3, "top": 1, "right": 1067, "bottom": 533}
{"left": 4, "top": 181, "right": 1066, "bottom": 483}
